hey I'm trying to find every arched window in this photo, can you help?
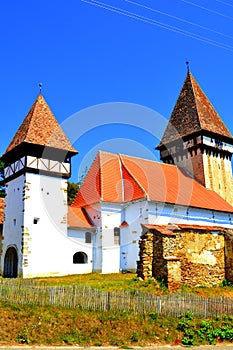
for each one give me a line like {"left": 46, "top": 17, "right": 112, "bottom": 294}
{"left": 73, "top": 252, "right": 88, "bottom": 264}
{"left": 85, "top": 232, "right": 92, "bottom": 244}
{"left": 114, "top": 227, "right": 120, "bottom": 245}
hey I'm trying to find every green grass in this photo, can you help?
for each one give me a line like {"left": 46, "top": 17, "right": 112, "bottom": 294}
{"left": 33, "top": 273, "right": 166, "bottom": 294}
{"left": 32, "top": 272, "right": 233, "bottom": 297}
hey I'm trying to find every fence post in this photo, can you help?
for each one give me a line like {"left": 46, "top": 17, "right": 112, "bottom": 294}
{"left": 49, "top": 288, "right": 53, "bottom": 305}
{"left": 103, "top": 292, "right": 110, "bottom": 311}
{"left": 157, "top": 296, "right": 161, "bottom": 315}
{"left": 204, "top": 298, "right": 207, "bottom": 318}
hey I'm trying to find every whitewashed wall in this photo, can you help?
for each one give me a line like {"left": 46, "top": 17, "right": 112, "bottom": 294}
{"left": 101, "top": 205, "right": 121, "bottom": 273}
{"left": 120, "top": 200, "right": 148, "bottom": 272}
{"left": 1, "top": 175, "right": 25, "bottom": 276}
{"left": 21, "top": 173, "right": 92, "bottom": 277}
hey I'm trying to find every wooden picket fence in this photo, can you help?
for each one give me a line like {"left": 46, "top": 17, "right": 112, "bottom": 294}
{"left": 0, "top": 279, "right": 233, "bottom": 318}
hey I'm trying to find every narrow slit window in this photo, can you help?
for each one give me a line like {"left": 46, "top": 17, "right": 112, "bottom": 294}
{"left": 114, "top": 227, "right": 120, "bottom": 245}
{"left": 85, "top": 232, "right": 92, "bottom": 243}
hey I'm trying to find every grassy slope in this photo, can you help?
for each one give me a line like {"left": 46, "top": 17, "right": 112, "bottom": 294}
{"left": 33, "top": 272, "right": 233, "bottom": 297}
{"left": 1, "top": 273, "right": 233, "bottom": 346}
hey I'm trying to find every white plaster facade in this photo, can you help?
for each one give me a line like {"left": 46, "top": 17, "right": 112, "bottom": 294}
{"left": 1, "top": 172, "right": 94, "bottom": 277}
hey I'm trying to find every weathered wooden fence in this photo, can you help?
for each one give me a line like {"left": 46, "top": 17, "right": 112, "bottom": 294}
{"left": 0, "top": 279, "right": 233, "bottom": 318}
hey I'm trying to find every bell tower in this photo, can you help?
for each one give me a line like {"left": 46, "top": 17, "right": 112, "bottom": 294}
{"left": 156, "top": 70, "right": 233, "bottom": 205}
{"left": 1, "top": 94, "right": 77, "bottom": 277}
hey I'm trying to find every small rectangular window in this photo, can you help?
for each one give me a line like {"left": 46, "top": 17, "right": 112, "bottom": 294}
{"left": 114, "top": 227, "right": 120, "bottom": 245}
{"left": 13, "top": 218, "right": 16, "bottom": 226}
{"left": 85, "top": 232, "right": 92, "bottom": 243}
{"left": 33, "top": 218, "right": 40, "bottom": 224}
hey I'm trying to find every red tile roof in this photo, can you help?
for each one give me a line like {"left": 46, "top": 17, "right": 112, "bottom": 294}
{"left": 68, "top": 206, "right": 94, "bottom": 229}
{"left": 0, "top": 198, "right": 4, "bottom": 224}
{"left": 72, "top": 151, "right": 233, "bottom": 213}
{"left": 142, "top": 223, "right": 227, "bottom": 235}
{"left": 159, "top": 71, "right": 232, "bottom": 145}
{"left": 5, "top": 94, "right": 77, "bottom": 155}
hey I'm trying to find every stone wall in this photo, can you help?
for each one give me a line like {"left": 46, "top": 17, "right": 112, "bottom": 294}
{"left": 137, "top": 226, "right": 233, "bottom": 289}
{"left": 224, "top": 233, "right": 233, "bottom": 283}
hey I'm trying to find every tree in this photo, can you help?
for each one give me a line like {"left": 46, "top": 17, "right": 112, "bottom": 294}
{"left": 67, "top": 166, "right": 88, "bottom": 205}
{"left": 67, "top": 181, "right": 79, "bottom": 205}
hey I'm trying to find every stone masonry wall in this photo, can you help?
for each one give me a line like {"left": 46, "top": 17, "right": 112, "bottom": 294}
{"left": 137, "top": 228, "right": 232, "bottom": 288}
{"left": 224, "top": 233, "right": 233, "bottom": 283}
{"left": 137, "top": 232, "right": 153, "bottom": 280}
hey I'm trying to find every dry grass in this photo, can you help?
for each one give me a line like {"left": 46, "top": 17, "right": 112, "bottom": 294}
{"left": 0, "top": 301, "right": 181, "bottom": 346}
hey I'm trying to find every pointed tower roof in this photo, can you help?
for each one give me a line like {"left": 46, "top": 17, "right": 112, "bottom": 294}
{"left": 4, "top": 94, "right": 77, "bottom": 156}
{"left": 158, "top": 71, "right": 232, "bottom": 146}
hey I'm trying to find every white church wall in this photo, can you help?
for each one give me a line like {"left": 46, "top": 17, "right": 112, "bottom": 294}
{"left": 21, "top": 173, "right": 91, "bottom": 277}
{"left": 148, "top": 202, "right": 233, "bottom": 227}
{"left": 101, "top": 205, "right": 121, "bottom": 273}
{"left": 67, "top": 228, "right": 93, "bottom": 274}
{"left": 92, "top": 227, "right": 102, "bottom": 272}
{"left": 1, "top": 175, "right": 25, "bottom": 276}
{"left": 121, "top": 200, "right": 148, "bottom": 272}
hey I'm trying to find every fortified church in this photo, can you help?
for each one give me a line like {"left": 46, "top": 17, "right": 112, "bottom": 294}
{"left": 1, "top": 70, "right": 233, "bottom": 287}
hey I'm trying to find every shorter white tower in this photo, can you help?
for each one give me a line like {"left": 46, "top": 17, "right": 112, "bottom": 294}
{"left": 1, "top": 94, "right": 77, "bottom": 277}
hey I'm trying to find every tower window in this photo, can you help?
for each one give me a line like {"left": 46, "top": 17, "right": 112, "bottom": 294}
{"left": 13, "top": 219, "right": 16, "bottom": 226}
{"left": 85, "top": 232, "right": 92, "bottom": 243}
{"left": 114, "top": 227, "right": 120, "bottom": 245}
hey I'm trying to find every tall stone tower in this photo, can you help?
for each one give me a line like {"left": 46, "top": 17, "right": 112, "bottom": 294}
{"left": 1, "top": 94, "right": 77, "bottom": 277}
{"left": 156, "top": 70, "right": 233, "bottom": 205}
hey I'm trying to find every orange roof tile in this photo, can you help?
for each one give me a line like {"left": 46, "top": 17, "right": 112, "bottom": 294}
{"left": 5, "top": 94, "right": 77, "bottom": 155}
{"left": 72, "top": 151, "right": 124, "bottom": 207}
{"left": 142, "top": 224, "right": 177, "bottom": 236}
{"left": 120, "top": 220, "right": 129, "bottom": 227}
{"left": 142, "top": 223, "right": 227, "bottom": 235}
{"left": 68, "top": 206, "right": 94, "bottom": 229}
{"left": 72, "top": 153, "right": 101, "bottom": 207}
{"left": 0, "top": 198, "right": 4, "bottom": 224}
{"left": 100, "top": 151, "right": 123, "bottom": 203}
{"left": 159, "top": 71, "right": 232, "bottom": 146}
{"left": 120, "top": 154, "right": 233, "bottom": 212}
{"left": 72, "top": 151, "right": 233, "bottom": 213}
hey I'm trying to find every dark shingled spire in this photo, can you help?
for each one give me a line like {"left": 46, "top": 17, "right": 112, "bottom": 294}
{"left": 159, "top": 71, "right": 232, "bottom": 146}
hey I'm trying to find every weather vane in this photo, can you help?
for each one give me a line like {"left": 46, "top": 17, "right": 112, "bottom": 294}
{"left": 186, "top": 60, "right": 190, "bottom": 72}
{"left": 39, "top": 83, "right": 43, "bottom": 94}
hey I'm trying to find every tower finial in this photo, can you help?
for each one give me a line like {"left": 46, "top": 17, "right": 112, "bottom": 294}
{"left": 39, "top": 83, "right": 43, "bottom": 95}
{"left": 186, "top": 59, "right": 190, "bottom": 72}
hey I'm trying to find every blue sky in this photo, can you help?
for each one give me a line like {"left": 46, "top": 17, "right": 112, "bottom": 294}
{"left": 1, "top": 0, "right": 233, "bottom": 182}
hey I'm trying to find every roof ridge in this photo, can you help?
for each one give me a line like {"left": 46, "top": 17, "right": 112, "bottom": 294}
{"left": 98, "top": 152, "right": 103, "bottom": 201}
{"left": 119, "top": 155, "right": 148, "bottom": 200}
{"left": 186, "top": 71, "right": 202, "bottom": 130}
